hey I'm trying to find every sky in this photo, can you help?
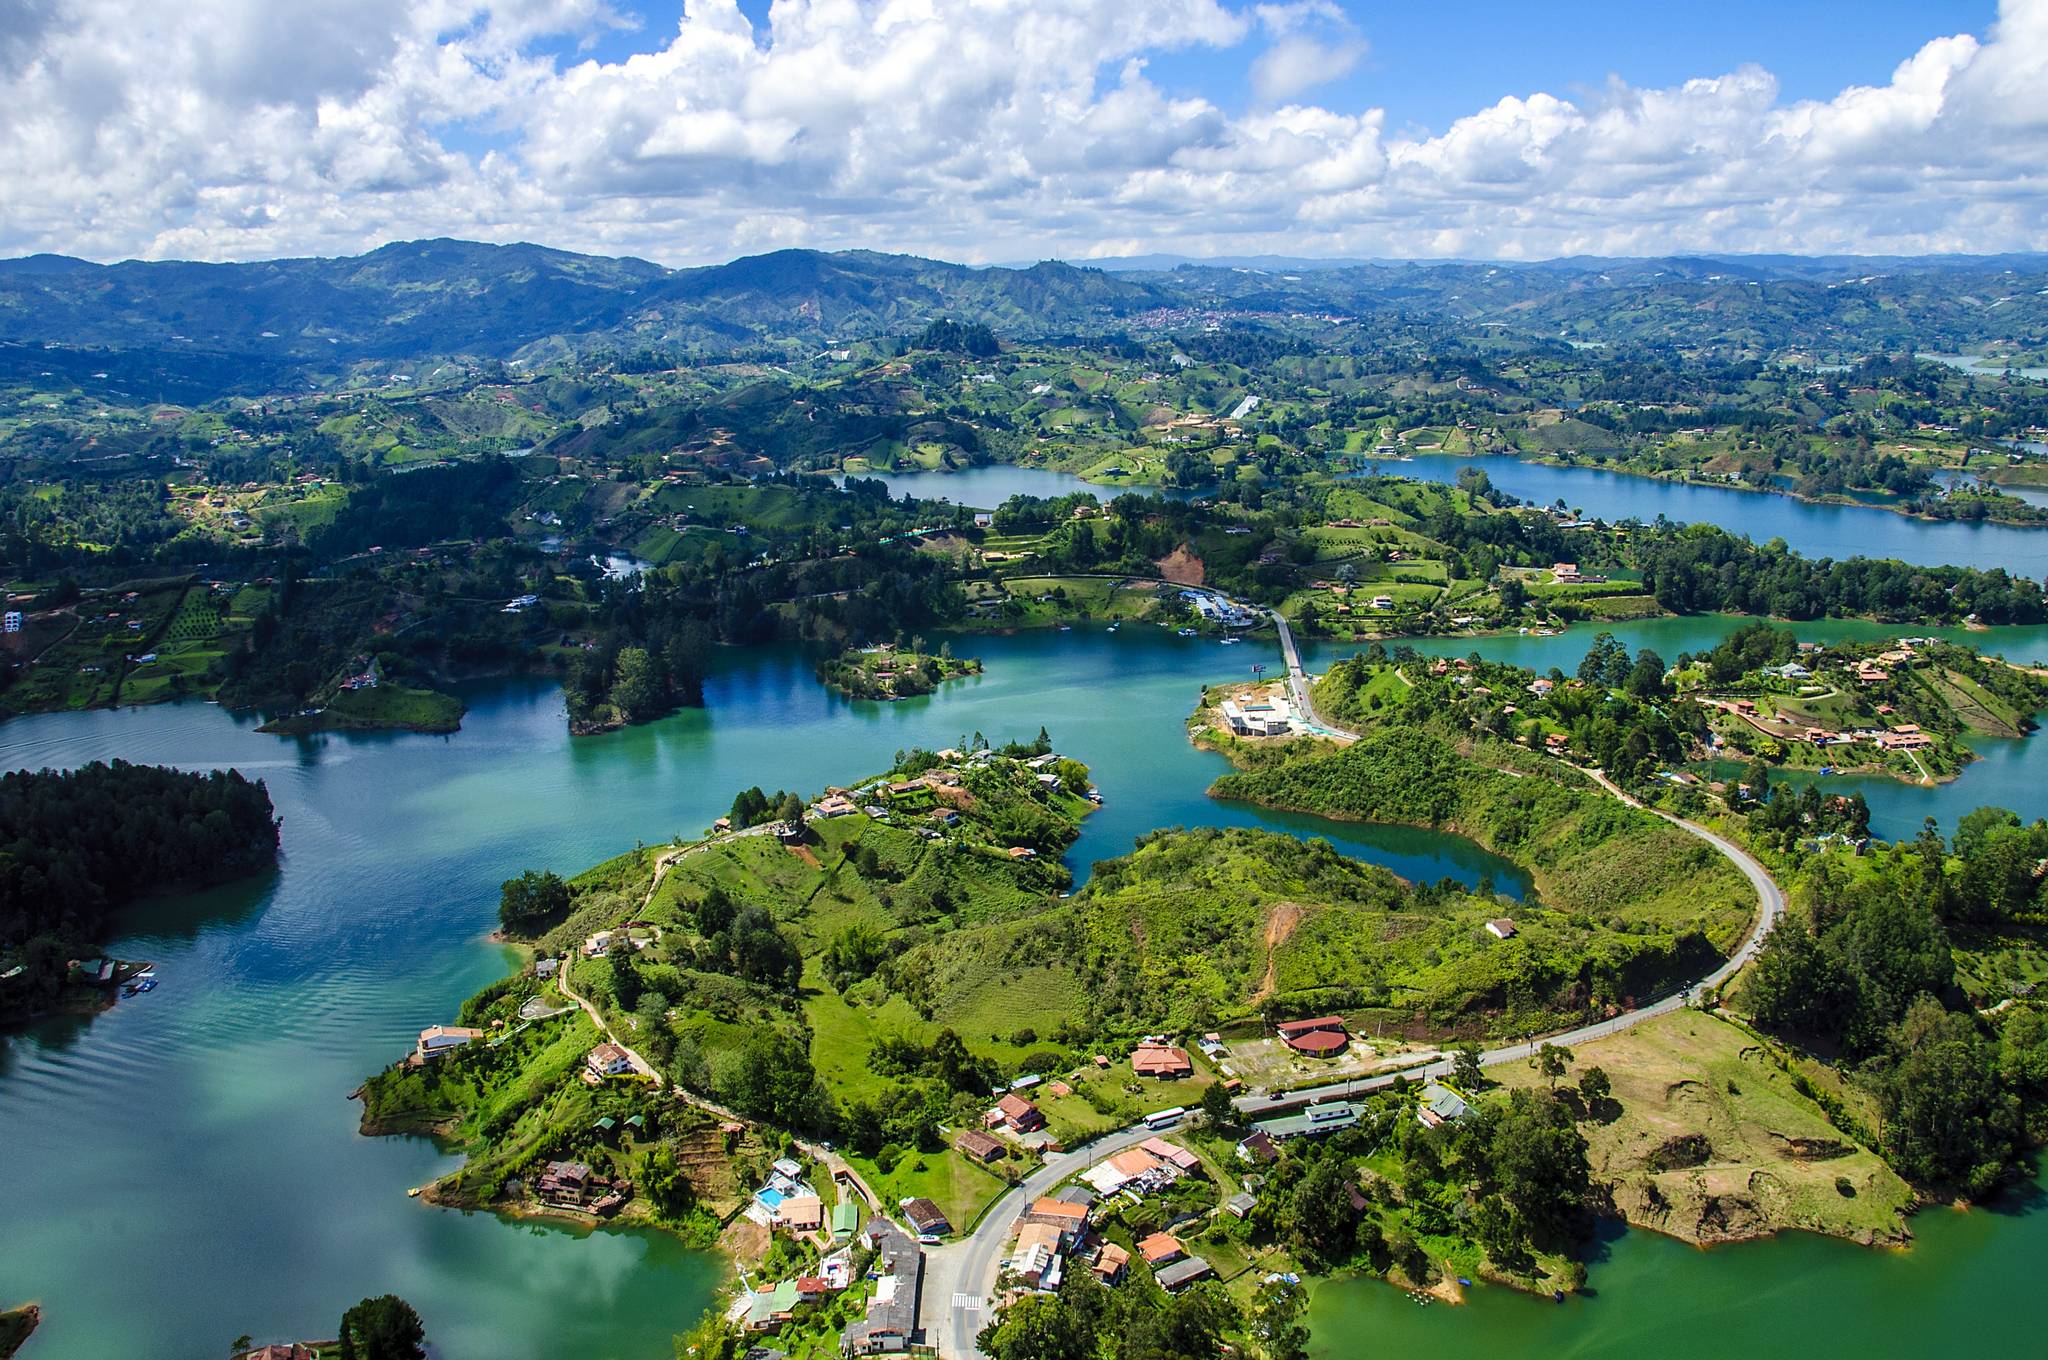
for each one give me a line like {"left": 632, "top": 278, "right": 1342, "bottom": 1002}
{"left": 0, "top": 0, "right": 2040, "bottom": 267}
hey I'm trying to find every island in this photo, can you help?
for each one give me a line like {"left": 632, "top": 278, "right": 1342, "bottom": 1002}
{"left": 815, "top": 641, "right": 982, "bottom": 701}
{"left": 0, "top": 760, "right": 280, "bottom": 1025}
{"left": 0, "top": 1306, "right": 36, "bottom": 1360}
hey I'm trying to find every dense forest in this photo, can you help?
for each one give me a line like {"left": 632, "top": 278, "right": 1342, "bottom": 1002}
{"left": 0, "top": 761, "right": 279, "bottom": 1010}
{"left": 1743, "top": 816, "right": 2048, "bottom": 1196}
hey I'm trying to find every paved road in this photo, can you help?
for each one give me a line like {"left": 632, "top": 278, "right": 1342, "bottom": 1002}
{"left": 1226, "top": 600, "right": 1786, "bottom": 1117}
{"left": 927, "top": 1124, "right": 1166, "bottom": 1360}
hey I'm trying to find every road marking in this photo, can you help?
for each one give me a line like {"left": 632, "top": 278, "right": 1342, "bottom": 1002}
{"left": 951, "top": 1293, "right": 984, "bottom": 1312}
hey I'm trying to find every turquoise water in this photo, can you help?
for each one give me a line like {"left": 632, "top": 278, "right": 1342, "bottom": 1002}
{"left": 4, "top": 618, "right": 2048, "bottom": 1355}
{"left": 1308, "top": 1182, "right": 2048, "bottom": 1359}
{"left": 0, "top": 630, "right": 1528, "bottom": 1359}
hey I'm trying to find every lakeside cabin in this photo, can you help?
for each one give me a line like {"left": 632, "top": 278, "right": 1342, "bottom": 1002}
{"left": 415, "top": 1024, "right": 484, "bottom": 1062}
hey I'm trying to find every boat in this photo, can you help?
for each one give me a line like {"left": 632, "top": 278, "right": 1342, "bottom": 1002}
{"left": 1220, "top": 636, "right": 1243, "bottom": 645}
{"left": 1056, "top": 624, "right": 1072, "bottom": 632}
{"left": 1105, "top": 623, "right": 1119, "bottom": 633}
{"left": 1176, "top": 627, "right": 1198, "bottom": 637}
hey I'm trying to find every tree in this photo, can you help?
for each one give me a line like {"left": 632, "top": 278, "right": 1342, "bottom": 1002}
{"left": 1874, "top": 995, "right": 2020, "bottom": 1197}
{"left": 1199, "top": 1079, "right": 1236, "bottom": 1129}
{"left": 1576, "top": 1065, "right": 1612, "bottom": 1114}
{"left": 1289, "top": 1156, "right": 1364, "bottom": 1264}
{"left": 337, "top": 1296, "right": 426, "bottom": 1360}
{"left": 1532, "top": 1042, "right": 1573, "bottom": 1088}
{"left": 1247, "top": 1278, "right": 1309, "bottom": 1360}
{"left": 498, "top": 868, "right": 570, "bottom": 934}
{"left": 1489, "top": 1088, "right": 1591, "bottom": 1243}
{"left": 1452, "top": 1044, "right": 1484, "bottom": 1092}
{"left": 675, "top": 1309, "right": 743, "bottom": 1360}
{"left": 610, "top": 645, "right": 666, "bottom": 720}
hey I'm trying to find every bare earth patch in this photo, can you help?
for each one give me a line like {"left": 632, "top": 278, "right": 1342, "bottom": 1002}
{"left": 1157, "top": 544, "right": 1205, "bottom": 586}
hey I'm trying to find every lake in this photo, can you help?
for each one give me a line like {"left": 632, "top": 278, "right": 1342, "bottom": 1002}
{"left": 839, "top": 464, "right": 1202, "bottom": 508}
{"left": 1381, "top": 453, "right": 2048, "bottom": 576}
{"left": 6, "top": 620, "right": 2048, "bottom": 1357}
{"left": 0, "top": 628, "right": 1524, "bottom": 1360}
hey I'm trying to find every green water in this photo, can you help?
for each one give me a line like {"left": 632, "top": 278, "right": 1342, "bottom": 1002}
{"left": 0, "top": 629, "right": 1519, "bottom": 1358}
{"left": 5, "top": 622, "right": 2048, "bottom": 1356}
{"left": 1308, "top": 1185, "right": 2048, "bottom": 1357}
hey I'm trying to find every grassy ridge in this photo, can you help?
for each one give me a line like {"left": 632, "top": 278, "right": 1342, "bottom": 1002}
{"left": 1208, "top": 728, "right": 1749, "bottom": 1015}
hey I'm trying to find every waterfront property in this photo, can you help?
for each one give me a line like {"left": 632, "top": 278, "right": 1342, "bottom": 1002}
{"left": 414, "top": 1024, "right": 483, "bottom": 1062}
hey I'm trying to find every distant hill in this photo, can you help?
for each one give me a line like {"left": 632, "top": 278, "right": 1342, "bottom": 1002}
{"left": 0, "top": 240, "right": 1172, "bottom": 364}
{"left": 1, "top": 238, "right": 2045, "bottom": 371}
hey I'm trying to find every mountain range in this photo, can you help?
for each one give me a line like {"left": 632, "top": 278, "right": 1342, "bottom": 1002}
{"left": 1, "top": 238, "right": 2044, "bottom": 372}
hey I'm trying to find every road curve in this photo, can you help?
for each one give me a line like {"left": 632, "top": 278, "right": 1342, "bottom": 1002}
{"left": 1227, "top": 605, "right": 1787, "bottom": 1109}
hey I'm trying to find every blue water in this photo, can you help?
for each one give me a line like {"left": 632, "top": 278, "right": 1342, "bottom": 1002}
{"left": 1382, "top": 453, "right": 2048, "bottom": 576}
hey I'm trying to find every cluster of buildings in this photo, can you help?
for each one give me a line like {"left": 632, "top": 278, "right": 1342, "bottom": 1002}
{"left": 1182, "top": 589, "right": 1259, "bottom": 629}
{"left": 1005, "top": 1136, "right": 1219, "bottom": 1300}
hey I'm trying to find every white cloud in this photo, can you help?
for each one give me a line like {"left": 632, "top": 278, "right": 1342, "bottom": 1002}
{"left": 0, "top": 0, "right": 2044, "bottom": 265}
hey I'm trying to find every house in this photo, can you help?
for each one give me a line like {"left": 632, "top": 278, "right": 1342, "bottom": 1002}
{"left": 1137, "top": 1232, "right": 1185, "bottom": 1267}
{"left": 1155, "top": 1257, "right": 1214, "bottom": 1292}
{"left": 956, "top": 1129, "right": 1007, "bottom": 1164}
{"left": 1224, "top": 1191, "right": 1258, "bottom": 1218}
{"left": 242, "top": 1346, "right": 319, "bottom": 1360}
{"left": 1276, "top": 1016, "right": 1350, "bottom": 1056}
{"left": 1019, "top": 1197, "right": 1089, "bottom": 1238}
{"left": 415, "top": 1024, "right": 484, "bottom": 1061}
{"left": 586, "top": 1042, "right": 635, "bottom": 1077}
{"left": 1131, "top": 1042, "right": 1194, "bottom": 1079}
{"left": 779, "top": 1195, "right": 825, "bottom": 1233}
{"left": 1551, "top": 562, "right": 1581, "bottom": 582}
{"left": 1254, "top": 1103, "right": 1360, "bottom": 1141}
{"left": 900, "top": 1197, "right": 951, "bottom": 1240}
{"left": 1091, "top": 1241, "right": 1130, "bottom": 1284}
{"left": 812, "top": 795, "right": 858, "bottom": 818}
{"left": 746, "top": 1279, "right": 801, "bottom": 1331}
{"left": 986, "top": 1093, "right": 1046, "bottom": 1133}
{"left": 1083, "top": 1146, "right": 1169, "bottom": 1196}
{"left": 973, "top": 512, "right": 995, "bottom": 528}
{"left": 1418, "top": 1082, "right": 1472, "bottom": 1128}
{"left": 831, "top": 1200, "right": 861, "bottom": 1243}
{"left": 536, "top": 1160, "right": 594, "bottom": 1203}
{"left": 841, "top": 1219, "right": 923, "bottom": 1356}
{"left": 1011, "top": 1220, "right": 1067, "bottom": 1289}
{"left": 534, "top": 956, "right": 558, "bottom": 979}
{"left": 1235, "top": 1130, "right": 1281, "bottom": 1164}
{"left": 1139, "top": 1137, "right": 1202, "bottom": 1173}
{"left": 1485, "top": 918, "right": 1518, "bottom": 940}
{"left": 1007, "top": 846, "right": 1037, "bottom": 859}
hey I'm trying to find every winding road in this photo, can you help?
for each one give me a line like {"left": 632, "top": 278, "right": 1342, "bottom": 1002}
{"left": 928, "top": 599, "right": 1788, "bottom": 1357}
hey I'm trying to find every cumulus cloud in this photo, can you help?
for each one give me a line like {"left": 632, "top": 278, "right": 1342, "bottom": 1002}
{"left": 0, "top": 0, "right": 2043, "bottom": 264}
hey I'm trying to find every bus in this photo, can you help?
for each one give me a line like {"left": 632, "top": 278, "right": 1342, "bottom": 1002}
{"left": 1143, "top": 1107, "right": 1186, "bottom": 1131}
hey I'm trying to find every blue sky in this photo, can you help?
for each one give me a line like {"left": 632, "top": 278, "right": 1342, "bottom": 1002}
{"left": 565, "top": 0, "right": 1998, "bottom": 132}
{"left": 4, "top": 0, "right": 2042, "bottom": 264}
